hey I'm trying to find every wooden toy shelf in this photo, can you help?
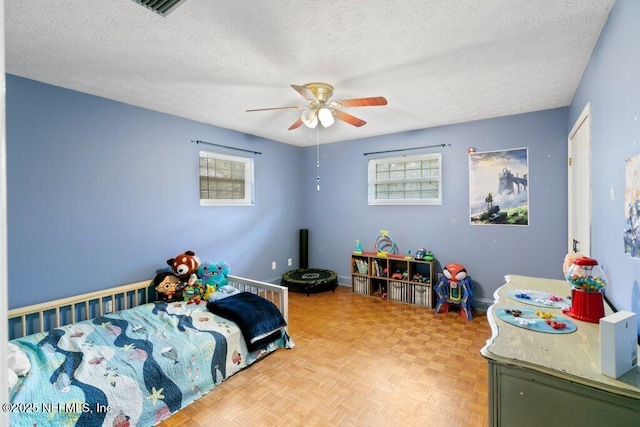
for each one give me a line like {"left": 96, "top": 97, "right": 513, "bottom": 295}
{"left": 351, "top": 252, "right": 437, "bottom": 308}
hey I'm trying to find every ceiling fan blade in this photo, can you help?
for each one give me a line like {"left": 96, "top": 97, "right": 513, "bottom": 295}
{"left": 334, "top": 110, "right": 367, "bottom": 127}
{"left": 246, "top": 105, "right": 305, "bottom": 112}
{"left": 333, "top": 96, "right": 388, "bottom": 108}
{"left": 288, "top": 118, "right": 303, "bottom": 130}
{"left": 291, "top": 84, "right": 318, "bottom": 102}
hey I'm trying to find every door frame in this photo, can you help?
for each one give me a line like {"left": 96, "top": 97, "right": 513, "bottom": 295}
{"left": 567, "top": 103, "right": 592, "bottom": 256}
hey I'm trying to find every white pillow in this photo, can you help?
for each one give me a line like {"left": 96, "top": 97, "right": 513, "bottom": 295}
{"left": 8, "top": 368, "right": 18, "bottom": 388}
{"left": 8, "top": 343, "right": 31, "bottom": 376}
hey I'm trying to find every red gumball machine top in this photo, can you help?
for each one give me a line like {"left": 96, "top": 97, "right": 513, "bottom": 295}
{"left": 565, "top": 256, "right": 607, "bottom": 292}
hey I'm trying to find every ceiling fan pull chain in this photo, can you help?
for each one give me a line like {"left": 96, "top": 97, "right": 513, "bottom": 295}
{"left": 316, "top": 127, "right": 321, "bottom": 191}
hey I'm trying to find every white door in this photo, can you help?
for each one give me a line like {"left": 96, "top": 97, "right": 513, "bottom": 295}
{"left": 568, "top": 104, "right": 592, "bottom": 257}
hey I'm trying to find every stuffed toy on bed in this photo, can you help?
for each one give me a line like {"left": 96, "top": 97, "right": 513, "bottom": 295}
{"left": 197, "top": 261, "right": 230, "bottom": 301}
{"left": 153, "top": 271, "right": 183, "bottom": 302}
{"left": 167, "top": 250, "right": 200, "bottom": 284}
{"left": 198, "top": 261, "right": 230, "bottom": 288}
{"left": 182, "top": 282, "right": 205, "bottom": 304}
{"left": 203, "top": 284, "right": 217, "bottom": 301}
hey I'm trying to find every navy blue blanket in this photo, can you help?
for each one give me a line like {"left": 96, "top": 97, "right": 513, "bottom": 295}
{"left": 207, "top": 292, "right": 287, "bottom": 351}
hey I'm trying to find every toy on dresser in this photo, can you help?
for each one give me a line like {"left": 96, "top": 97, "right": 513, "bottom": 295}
{"left": 563, "top": 254, "right": 607, "bottom": 323}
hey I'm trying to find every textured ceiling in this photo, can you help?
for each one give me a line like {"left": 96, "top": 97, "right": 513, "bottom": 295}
{"left": 5, "top": 0, "right": 615, "bottom": 146}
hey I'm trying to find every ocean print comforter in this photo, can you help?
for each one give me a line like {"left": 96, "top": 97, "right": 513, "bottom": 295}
{"left": 8, "top": 300, "right": 293, "bottom": 426}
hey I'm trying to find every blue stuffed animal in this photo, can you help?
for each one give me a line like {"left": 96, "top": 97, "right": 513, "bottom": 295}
{"left": 196, "top": 260, "right": 242, "bottom": 302}
{"left": 197, "top": 260, "right": 230, "bottom": 291}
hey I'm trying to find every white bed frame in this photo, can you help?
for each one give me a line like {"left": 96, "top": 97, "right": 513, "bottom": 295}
{"left": 8, "top": 275, "right": 288, "bottom": 339}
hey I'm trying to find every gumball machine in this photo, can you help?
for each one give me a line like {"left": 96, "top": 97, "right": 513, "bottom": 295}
{"left": 563, "top": 257, "right": 607, "bottom": 323}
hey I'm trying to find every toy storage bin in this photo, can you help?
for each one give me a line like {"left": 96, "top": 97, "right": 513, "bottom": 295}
{"left": 412, "top": 283, "right": 432, "bottom": 307}
{"left": 389, "top": 281, "right": 408, "bottom": 302}
{"left": 352, "top": 276, "right": 369, "bottom": 295}
{"left": 352, "top": 257, "right": 369, "bottom": 275}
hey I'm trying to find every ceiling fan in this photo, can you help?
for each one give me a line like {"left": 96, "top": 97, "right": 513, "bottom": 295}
{"left": 246, "top": 82, "right": 387, "bottom": 130}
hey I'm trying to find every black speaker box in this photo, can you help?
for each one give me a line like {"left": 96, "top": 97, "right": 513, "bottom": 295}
{"left": 300, "top": 229, "right": 309, "bottom": 269}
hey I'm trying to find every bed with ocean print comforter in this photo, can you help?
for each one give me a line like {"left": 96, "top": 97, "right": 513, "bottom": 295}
{"left": 8, "top": 298, "right": 293, "bottom": 426}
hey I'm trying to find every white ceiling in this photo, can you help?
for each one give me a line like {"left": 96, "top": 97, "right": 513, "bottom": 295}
{"left": 5, "top": 0, "right": 615, "bottom": 147}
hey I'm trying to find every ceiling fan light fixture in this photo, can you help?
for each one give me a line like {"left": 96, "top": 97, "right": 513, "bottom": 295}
{"left": 318, "top": 107, "right": 335, "bottom": 127}
{"left": 246, "top": 82, "right": 387, "bottom": 130}
{"left": 301, "top": 108, "right": 318, "bottom": 128}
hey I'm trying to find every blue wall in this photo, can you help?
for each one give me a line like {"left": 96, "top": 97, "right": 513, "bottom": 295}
{"left": 6, "top": 74, "right": 571, "bottom": 310}
{"left": 569, "top": 0, "right": 640, "bottom": 317}
{"left": 6, "top": 75, "right": 304, "bottom": 308}
{"left": 302, "top": 108, "right": 569, "bottom": 307}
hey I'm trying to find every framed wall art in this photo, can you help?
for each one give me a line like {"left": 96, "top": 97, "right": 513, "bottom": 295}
{"left": 469, "top": 148, "right": 529, "bottom": 226}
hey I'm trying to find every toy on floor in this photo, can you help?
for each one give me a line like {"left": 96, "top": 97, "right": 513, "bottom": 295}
{"left": 434, "top": 263, "right": 474, "bottom": 320}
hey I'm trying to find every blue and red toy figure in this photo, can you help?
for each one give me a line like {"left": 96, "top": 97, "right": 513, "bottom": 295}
{"left": 434, "top": 263, "right": 474, "bottom": 320}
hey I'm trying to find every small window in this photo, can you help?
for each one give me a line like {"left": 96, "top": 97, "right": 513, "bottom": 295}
{"left": 199, "top": 150, "right": 254, "bottom": 206}
{"left": 368, "top": 153, "right": 442, "bottom": 205}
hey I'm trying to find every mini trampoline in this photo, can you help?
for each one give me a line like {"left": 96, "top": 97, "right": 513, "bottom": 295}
{"left": 281, "top": 268, "right": 338, "bottom": 296}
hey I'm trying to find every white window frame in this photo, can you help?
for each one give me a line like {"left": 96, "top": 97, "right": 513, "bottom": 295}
{"left": 368, "top": 153, "right": 442, "bottom": 205}
{"left": 199, "top": 150, "right": 255, "bottom": 206}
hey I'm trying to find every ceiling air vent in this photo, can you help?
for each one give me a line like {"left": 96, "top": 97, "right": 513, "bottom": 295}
{"left": 132, "top": 0, "right": 189, "bottom": 16}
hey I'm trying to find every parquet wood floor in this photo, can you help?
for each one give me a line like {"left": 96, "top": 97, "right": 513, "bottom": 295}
{"left": 158, "top": 285, "right": 492, "bottom": 427}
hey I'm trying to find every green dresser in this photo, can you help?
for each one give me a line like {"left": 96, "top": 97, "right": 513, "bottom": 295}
{"left": 481, "top": 275, "right": 640, "bottom": 426}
